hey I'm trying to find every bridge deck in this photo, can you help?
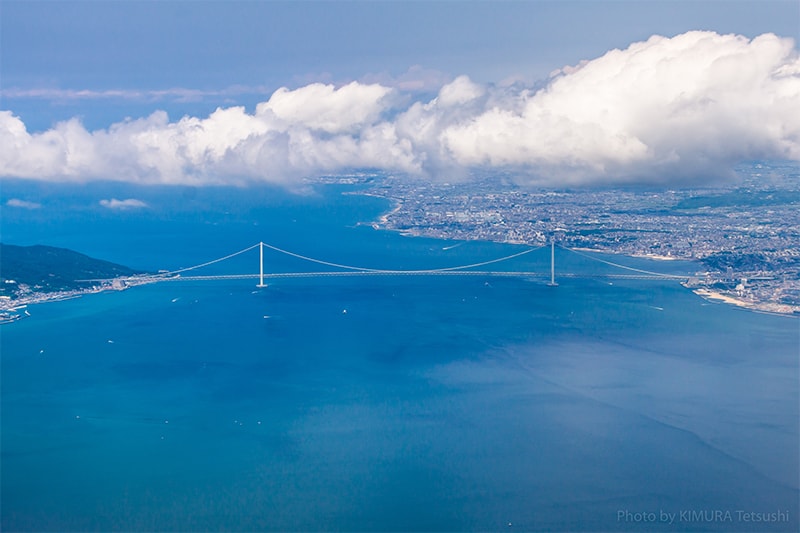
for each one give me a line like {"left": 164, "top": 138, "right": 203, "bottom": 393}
{"left": 120, "top": 271, "right": 688, "bottom": 282}
{"left": 77, "top": 241, "right": 693, "bottom": 284}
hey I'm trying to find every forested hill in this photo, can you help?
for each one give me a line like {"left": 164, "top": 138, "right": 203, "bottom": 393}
{"left": 0, "top": 244, "right": 145, "bottom": 296}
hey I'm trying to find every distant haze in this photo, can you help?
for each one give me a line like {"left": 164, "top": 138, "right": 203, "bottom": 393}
{"left": 1, "top": 31, "right": 798, "bottom": 187}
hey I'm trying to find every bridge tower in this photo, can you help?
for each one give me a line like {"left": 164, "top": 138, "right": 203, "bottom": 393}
{"left": 547, "top": 237, "right": 558, "bottom": 287}
{"left": 257, "top": 242, "right": 267, "bottom": 287}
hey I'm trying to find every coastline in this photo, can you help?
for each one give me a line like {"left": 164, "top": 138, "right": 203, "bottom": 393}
{"left": 379, "top": 198, "right": 403, "bottom": 226}
{"left": 563, "top": 247, "right": 682, "bottom": 262}
{"left": 348, "top": 191, "right": 403, "bottom": 229}
{"left": 361, "top": 194, "right": 798, "bottom": 318}
{"left": 692, "top": 288, "right": 798, "bottom": 317}
{"left": 366, "top": 193, "right": 403, "bottom": 227}
{"left": 0, "top": 277, "right": 159, "bottom": 322}
{"left": 632, "top": 253, "right": 681, "bottom": 261}
{"left": 0, "top": 289, "right": 97, "bottom": 320}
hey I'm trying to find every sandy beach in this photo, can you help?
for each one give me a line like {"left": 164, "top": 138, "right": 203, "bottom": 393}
{"left": 694, "top": 288, "right": 751, "bottom": 307}
{"left": 377, "top": 196, "right": 403, "bottom": 225}
{"left": 632, "top": 253, "right": 681, "bottom": 261}
{"left": 693, "top": 288, "right": 798, "bottom": 316}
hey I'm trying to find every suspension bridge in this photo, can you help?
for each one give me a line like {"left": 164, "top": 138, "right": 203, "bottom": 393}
{"left": 93, "top": 240, "right": 692, "bottom": 287}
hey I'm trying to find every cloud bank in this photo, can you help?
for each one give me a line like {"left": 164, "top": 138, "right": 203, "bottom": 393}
{"left": 1, "top": 31, "right": 798, "bottom": 187}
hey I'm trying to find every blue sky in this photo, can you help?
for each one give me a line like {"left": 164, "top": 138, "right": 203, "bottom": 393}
{"left": 3, "top": 0, "right": 797, "bottom": 129}
{"left": 1, "top": 1, "right": 799, "bottom": 187}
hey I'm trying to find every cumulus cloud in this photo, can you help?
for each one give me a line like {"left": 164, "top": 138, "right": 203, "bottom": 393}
{"left": 6, "top": 198, "right": 42, "bottom": 209}
{"left": 440, "top": 31, "right": 800, "bottom": 184}
{"left": 99, "top": 198, "right": 148, "bottom": 209}
{"left": 0, "top": 31, "right": 797, "bottom": 187}
{"left": 256, "top": 81, "right": 395, "bottom": 133}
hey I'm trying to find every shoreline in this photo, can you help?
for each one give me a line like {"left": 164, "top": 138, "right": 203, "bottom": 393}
{"left": 349, "top": 192, "right": 403, "bottom": 229}
{"left": 631, "top": 253, "right": 681, "bottom": 261}
{"left": 366, "top": 193, "right": 403, "bottom": 226}
{"left": 0, "top": 277, "right": 160, "bottom": 322}
{"left": 361, "top": 194, "right": 798, "bottom": 318}
{"left": 691, "top": 288, "right": 798, "bottom": 317}
{"left": 0, "top": 290, "right": 96, "bottom": 320}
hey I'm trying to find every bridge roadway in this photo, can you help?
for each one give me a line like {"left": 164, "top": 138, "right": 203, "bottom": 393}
{"left": 133, "top": 270, "right": 689, "bottom": 282}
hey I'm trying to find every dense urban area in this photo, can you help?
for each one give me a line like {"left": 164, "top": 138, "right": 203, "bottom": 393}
{"left": 332, "top": 161, "right": 800, "bottom": 315}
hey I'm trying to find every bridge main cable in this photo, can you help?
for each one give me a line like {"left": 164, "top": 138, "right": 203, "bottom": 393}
{"left": 261, "top": 242, "right": 383, "bottom": 271}
{"left": 155, "top": 243, "right": 262, "bottom": 277}
{"left": 262, "top": 242, "right": 544, "bottom": 273}
{"left": 558, "top": 245, "right": 684, "bottom": 279}
{"left": 423, "top": 245, "right": 544, "bottom": 272}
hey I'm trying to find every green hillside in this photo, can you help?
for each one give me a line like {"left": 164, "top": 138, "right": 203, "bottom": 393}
{"left": 0, "top": 244, "right": 146, "bottom": 297}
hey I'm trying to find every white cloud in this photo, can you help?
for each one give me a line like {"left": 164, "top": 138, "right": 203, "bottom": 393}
{"left": 99, "top": 198, "right": 148, "bottom": 209}
{"left": 436, "top": 75, "right": 486, "bottom": 107}
{"left": 0, "top": 31, "right": 797, "bottom": 187}
{"left": 255, "top": 81, "right": 395, "bottom": 134}
{"left": 437, "top": 31, "right": 800, "bottom": 184}
{"left": 6, "top": 198, "right": 42, "bottom": 209}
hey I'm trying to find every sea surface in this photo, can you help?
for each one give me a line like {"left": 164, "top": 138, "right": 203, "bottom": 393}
{"left": 1, "top": 182, "right": 798, "bottom": 532}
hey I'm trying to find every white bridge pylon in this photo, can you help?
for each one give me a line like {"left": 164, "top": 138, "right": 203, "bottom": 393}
{"left": 137, "top": 240, "right": 688, "bottom": 285}
{"left": 258, "top": 242, "right": 266, "bottom": 288}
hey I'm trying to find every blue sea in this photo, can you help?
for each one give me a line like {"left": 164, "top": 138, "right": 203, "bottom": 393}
{"left": 1, "top": 182, "right": 798, "bottom": 532}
